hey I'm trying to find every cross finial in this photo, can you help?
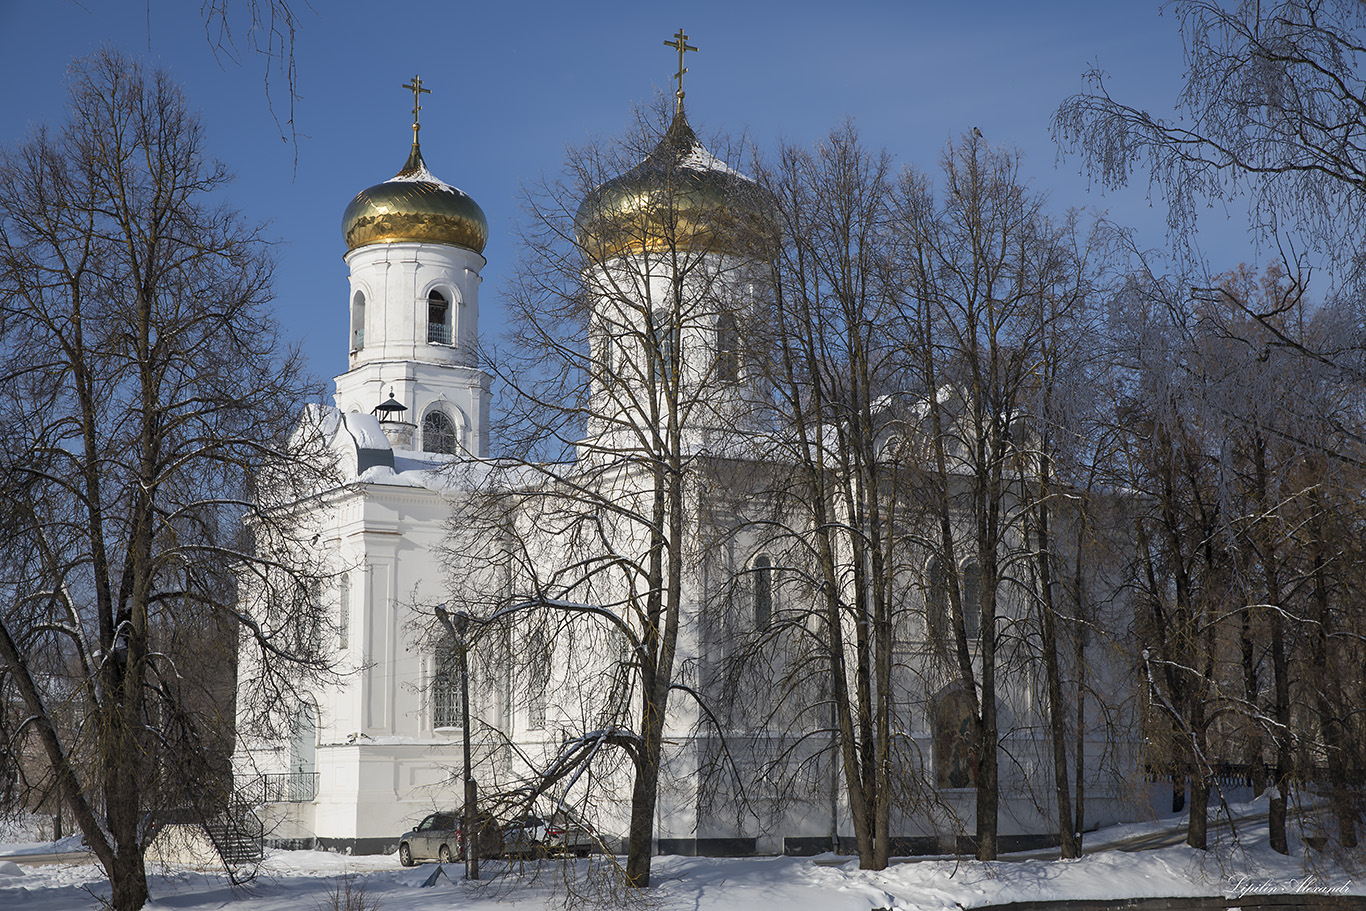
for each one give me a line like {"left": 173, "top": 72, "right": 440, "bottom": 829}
{"left": 663, "top": 28, "right": 698, "bottom": 114}
{"left": 401, "top": 75, "right": 431, "bottom": 145}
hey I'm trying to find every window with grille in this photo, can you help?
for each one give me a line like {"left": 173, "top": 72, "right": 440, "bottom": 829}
{"left": 422, "top": 410, "right": 457, "bottom": 455}
{"left": 526, "top": 638, "right": 549, "bottom": 731}
{"left": 433, "top": 638, "right": 462, "bottom": 729}
{"left": 427, "top": 290, "right": 451, "bottom": 344}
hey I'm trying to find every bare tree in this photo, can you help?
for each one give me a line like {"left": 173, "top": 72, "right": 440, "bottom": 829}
{"left": 200, "top": 1, "right": 305, "bottom": 148}
{"left": 1058, "top": 2, "right": 1366, "bottom": 852}
{"left": 893, "top": 134, "right": 1104, "bottom": 860}
{"left": 0, "top": 51, "right": 334, "bottom": 911}
{"left": 724, "top": 128, "right": 1114, "bottom": 867}
{"left": 1102, "top": 256, "right": 1366, "bottom": 853}
{"left": 1104, "top": 263, "right": 1233, "bottom": 850}
{"left": 735, "top": 124, "right": 922, "bottom": 870}
{"left": 444, "top": 100, "right": 766, "bottom": 888}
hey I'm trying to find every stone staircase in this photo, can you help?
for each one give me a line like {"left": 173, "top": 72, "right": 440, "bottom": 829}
{"left": 203, "top": 799, "right": 264, "bottom": 866}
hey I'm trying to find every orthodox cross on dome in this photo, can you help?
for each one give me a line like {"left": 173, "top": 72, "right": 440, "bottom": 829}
{"left": 663, "top": 28, "right": 698, "bottom": 113}
{"left": 402, "top": 75, "right": 431, "bottom": 145}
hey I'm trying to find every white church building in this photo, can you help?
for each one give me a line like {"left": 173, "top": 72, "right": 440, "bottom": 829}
{"left": 232, "top": 72, "right": 1147, "bottom": 858}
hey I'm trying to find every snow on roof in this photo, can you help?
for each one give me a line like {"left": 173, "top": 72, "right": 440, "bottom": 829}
{"left": 340, "top": 411, "right": 391, "bottom": 451}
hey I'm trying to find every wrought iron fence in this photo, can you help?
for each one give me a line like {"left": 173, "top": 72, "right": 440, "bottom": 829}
{"left": 244, "top": 771, "right": 319, "bottom": 804}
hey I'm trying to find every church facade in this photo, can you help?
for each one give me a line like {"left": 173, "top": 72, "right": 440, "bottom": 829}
{"left": 233, "top": 76, "right": 1148, "bottom": 858}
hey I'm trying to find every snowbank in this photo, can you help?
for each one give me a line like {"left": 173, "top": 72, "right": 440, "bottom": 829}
{"left": 0, "top": 807, "right": 1361, "bottom": 911}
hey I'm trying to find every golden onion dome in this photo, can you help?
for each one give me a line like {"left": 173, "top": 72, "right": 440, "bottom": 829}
{"left": 342, "top": 143, "right": 488, "bottom": 254}
{"left": 575, "top": 107, "right": 773, "bottom": 261}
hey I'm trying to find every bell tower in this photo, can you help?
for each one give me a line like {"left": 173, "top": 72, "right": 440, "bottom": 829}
{"left": 333, "top": 76, "right": 491, "bottom": 458}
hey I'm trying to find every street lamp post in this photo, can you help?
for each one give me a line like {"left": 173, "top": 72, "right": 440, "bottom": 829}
{"left": 456, "top": 611, "right": 479, "bottom": 880}
{"left": 439, "top": 606, "right": 479, "bottom": 880}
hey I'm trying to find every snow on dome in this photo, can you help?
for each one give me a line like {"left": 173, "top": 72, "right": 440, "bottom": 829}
{"left": 383, "top": 160, "right": 472, "bottom": 198}
{"left": 679, "top": 142, "right": 744, "bottom": 179}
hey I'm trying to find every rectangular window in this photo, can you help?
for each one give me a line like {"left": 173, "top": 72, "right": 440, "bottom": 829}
{"left": 338, "top": 575, "right": 350, "bottom": 648}
{"left": 433, "top": 639, "right": 462, "bottom": 729}
{"left": 527, "top": 650, "right": 548, "bottom": 731}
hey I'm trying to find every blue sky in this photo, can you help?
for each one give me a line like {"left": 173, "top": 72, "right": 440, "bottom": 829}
{"left": 1, "top": 1, "right": 1249, "bottom": 395}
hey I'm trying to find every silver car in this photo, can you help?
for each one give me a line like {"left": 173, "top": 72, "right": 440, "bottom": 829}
{"left": 397, "top": 810, "right": 502, "bottom": 865}
{"left": 502, "top": 807, "right": 598, "bottom": 858}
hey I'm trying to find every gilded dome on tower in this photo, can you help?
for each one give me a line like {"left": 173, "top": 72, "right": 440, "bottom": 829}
{"left": 575, "top": 107, "right": 773, "bottom": 261}
{"left": 342, "top": 144, "right": 488, "bottom": 254}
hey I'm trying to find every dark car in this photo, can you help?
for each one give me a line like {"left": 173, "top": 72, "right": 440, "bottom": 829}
{"left": 397, "top": 810, "right": 503, "bottom": 866}
{"left": 502, "top": 807, "right": 598, "bottom": 858}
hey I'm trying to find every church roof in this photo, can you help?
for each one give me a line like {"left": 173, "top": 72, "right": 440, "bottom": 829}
{"left": 574, "top": 106, "right": 773, "bottom": 260}
{"left": 342, "top": 143, "right": 489, "bottom": 254}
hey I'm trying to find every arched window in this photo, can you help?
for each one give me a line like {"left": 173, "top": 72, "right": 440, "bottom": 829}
{"left": 350, "top": 291, "right": 366, "bottom": 351}
{"left": 527, "top": 649, "right": 549, "bottom": 731}
{"left": 753, "top": 554, "right": 773, "bottom": 628}
{"left": 652, "top": 309, "right": 677, "bottom": 385}
{"left": 289, "top": 701, "right": 318, "bottom": 775}
{"left": 592, "top": 318, "right": 619, "bottom": 380}
{"left": 926, "top": 556, "right": 949, "bottom": 645}
{"left": 960, "top": 559, "right": 981, "bottom": 642}
{"left": 427, "top": 289, "right": 451, "bottom": 345}
{"left": 338, "top": 574, "right": 350, "bottom": 649}
{"left": 422, "top": 410, "right": 458, "bottom": 455}
{"left": 926, "top": 555, "right": 980, "bottom": 647}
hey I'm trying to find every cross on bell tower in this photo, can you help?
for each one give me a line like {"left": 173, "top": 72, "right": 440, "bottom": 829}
{"left": 663, "top": 28, "right": 698, "bottom": 114}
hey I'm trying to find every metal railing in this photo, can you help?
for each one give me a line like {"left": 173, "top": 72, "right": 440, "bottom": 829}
{"left": 428, "top": 321, "right": 451, "bottom": 345}
{"left": 244, "top": 771, "right": 319, "bottom": 804}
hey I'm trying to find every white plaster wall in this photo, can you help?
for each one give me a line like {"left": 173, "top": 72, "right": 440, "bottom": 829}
{"left": 582, "top": 252, "right": 766, "bottom": 454}
{"left": 335, "top": 241, "right": 491, "bottom": 457}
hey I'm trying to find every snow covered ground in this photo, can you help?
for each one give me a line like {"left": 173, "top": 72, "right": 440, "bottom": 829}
{"left": 1, "top": 799, "right": 1360, "bottom": 910}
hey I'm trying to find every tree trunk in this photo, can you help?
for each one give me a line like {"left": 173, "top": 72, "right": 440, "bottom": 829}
{"left": 1251, "top": 433, "right": 1291, "bottom": 855}
{"left": 1072, "top": 540, "right": 1088, "bottom": 850}
{"left": 110, "top": 849, "right": 150, "bottom": 911}
{"left": 1028, "top": 456, "right": 1078, "bottom": 858}
{"left": 1309, "top": 522, "right": 1358, "bottom": 848}
{"left": 977, "top": 556, "right": 999, "bottom": 861}
{"left": 624, "top": 726, "right": 663, "bottom": 886}
{"left": 1187, "top": 701, "right": 1209, "bottom": 850}
{"left": 1268, "top": 615, "right": 1291, "bottom": 855}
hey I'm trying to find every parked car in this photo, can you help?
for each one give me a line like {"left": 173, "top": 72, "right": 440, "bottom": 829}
{"left": 397, "top": 810, "right": 503, "bottom": 866}
{"left": 502, "top": 807, "right": 598, "bottom": 858}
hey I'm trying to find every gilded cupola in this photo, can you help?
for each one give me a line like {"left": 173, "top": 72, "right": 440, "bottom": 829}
{"left": 342, "top": 144, "right": 488, "bottom": 254}
{"left": 342, "top": 77, "right": 488, "bottom": 254}
{"left": 574, "top": 105, "right": 773, "bottom": 261}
